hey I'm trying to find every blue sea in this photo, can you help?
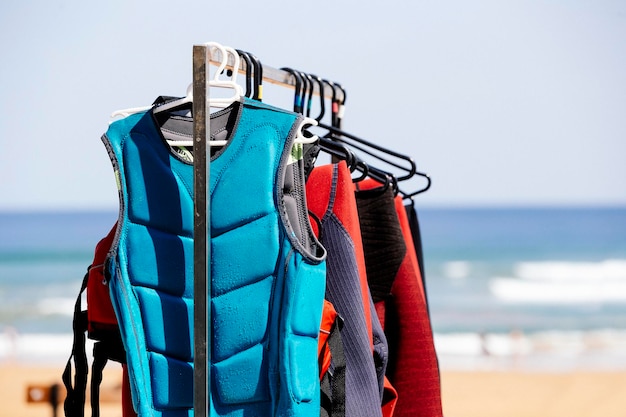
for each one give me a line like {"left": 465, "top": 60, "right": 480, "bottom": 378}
{"left": 1, "top": 207, "right": 626, "bottom": 370}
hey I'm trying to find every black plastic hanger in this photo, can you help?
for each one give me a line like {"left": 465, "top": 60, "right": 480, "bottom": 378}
{"left": 278, "top": 67, "right": 403, "bottom": 197}
{"left": 315, "top": 80, "right": 432, "bottom": 195}
{"left": 317, "top": 123, "right": 415, "bottom": 180}
{"left": 321, "top": 79, "right": 338, "bottom": 126}
{"left": 235, "top": 49, "right": 253, "bottom": 98}
{"left": 334, "top": 82, "right": 347, "bottom": 129}
{"left": 308, "top": 74, "right": 326, "bottom": 122}
{"left": 282, "top": 68, "right": 363, "bottom": 173}
{"left": 298, "top": 70, "right": 314, "bottom": 118}
{"left": 280, "top": 67, "right": 303, "bottom": 113}
{"left": 400, "top": 172, "right": 432, "bottom": 198}
{"left": 248, "top": 52, "right": 263, "bottom": 101}
{"left": 322, "top": 79, "right": 347, "bottom": 129}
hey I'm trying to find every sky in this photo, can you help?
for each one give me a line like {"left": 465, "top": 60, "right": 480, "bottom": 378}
{"left": 1, "top": 0, "right": 625, "bottom": 211}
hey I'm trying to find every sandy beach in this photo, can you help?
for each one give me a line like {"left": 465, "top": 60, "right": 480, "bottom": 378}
{"left": 3, "top": 363, "right": 626, "bottom": 417}
{"left": 441, "top": 370, "right": 626, "bottom": 417}
{"left": 1, "top": 363, "right": 124, "bottom": 417}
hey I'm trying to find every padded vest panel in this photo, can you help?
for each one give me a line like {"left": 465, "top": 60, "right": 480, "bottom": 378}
{"left": 104, "top": 98, "right": 326, "bottom": 417}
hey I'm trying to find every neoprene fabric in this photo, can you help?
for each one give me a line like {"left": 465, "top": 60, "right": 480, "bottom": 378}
{"left": 391, "top": 194, "right": 441, "bottom": 417}
{"left": 356, "top": 179, "right": 442, "bottom": 417}
{"left": 307, "top": 162, "right": 397, "bottom": 417}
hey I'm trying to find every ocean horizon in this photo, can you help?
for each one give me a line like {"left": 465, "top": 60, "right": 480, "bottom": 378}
{"left": 1, "top": 206, "right": 625, "bottom": 371}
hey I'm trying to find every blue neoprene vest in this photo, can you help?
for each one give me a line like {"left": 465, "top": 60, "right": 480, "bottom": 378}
{"left": 103, "top": 97, "right": 327, "bottom": 417}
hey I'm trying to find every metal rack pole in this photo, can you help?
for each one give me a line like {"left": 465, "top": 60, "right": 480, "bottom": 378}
{"left": 193, "top": 44, "right": 210, "bottom": 417}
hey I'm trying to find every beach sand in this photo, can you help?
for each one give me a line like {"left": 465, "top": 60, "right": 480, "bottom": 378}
{"left": 1, "top": 363, "right": 124, "bottom": 417}
{"left": 3, "top": 364, "right": 626, "bottom": 417}
{"left": 441, "top": 370, "right": 626, "bottom": 417}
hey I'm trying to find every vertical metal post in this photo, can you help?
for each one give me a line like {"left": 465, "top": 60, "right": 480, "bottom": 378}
{"left": 193, "top": 44, "right": 210, "bottom": 417}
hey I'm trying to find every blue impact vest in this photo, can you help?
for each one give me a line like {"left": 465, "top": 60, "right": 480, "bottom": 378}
{"left": 103, "top": 97, "right": 327, "bottom": 417}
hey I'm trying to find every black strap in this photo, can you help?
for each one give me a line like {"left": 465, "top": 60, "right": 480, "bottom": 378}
{"left": 90, "top": 343, "right": 109, "bottom": 417}
{"left": 62, "top": 271, "right": 89, "bottom": 417}
{"left": 302, "top": 142, "right": 321, "bottom": 181}
{"left": 62, "top": 269, "right": 128, "bottom": 417}
{"left": 404, "top": 202, "right": 428, "bottom": 304}
{"left": 320, "top": 316, "right": 346, "bottom": 417}
{"left": 320, "top": 371, "right": 332, "bottom": 417}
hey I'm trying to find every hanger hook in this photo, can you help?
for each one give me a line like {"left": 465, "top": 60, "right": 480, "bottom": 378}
{"left": 335, "top": 82, "right": 347, "bottom": 106}
{"left": 309, "top": 74, "right": 326, "bottom": 122}
{"left": 248, "top": 52, "right": 263, "bottom": 101}
{"left": 322, "top": 79, "right": 340, "bottom": 127}
{"left": 297, "top": 71, "right": 312, "bottom": 117}
{"left": 235, "top": 49, "right": 253, "bottom": 98}
{"left": 280, "top": 67, "right": 303, "bottom": 113}
{"left": 401, "top": 171, "right": 432, "bottom": 199}
{"left": 334, "top": 82, "right": 347, "bottom": 128}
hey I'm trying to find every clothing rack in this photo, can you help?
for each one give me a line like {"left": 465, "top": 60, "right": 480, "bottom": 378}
{"left": 208, "top": 48, "right": 344, "bottom": 101}
{"left": 191, "top": 44, "right": 344, "bottom": 416}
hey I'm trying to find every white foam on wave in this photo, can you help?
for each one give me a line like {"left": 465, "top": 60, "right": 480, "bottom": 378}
{"left": 434, "top": 329, "right": 626, "bottom": 371}
{"left": 490, "top": 259, "right": 626, "bottom": 304}
{"left": 36, "top": 297, "right": 75, "bottom": 316}
{"left": 3, "top": 329, "right": 626, "bottom": 371}
{"left": 490, "top": 276, "right": 626, "bottom": 303}
{"left": 442, "top": 261, "right": 471, "bottom": 279}
{"left": 515, "top": 259, "right": 626, "bottom": 282}
{"left": 0, "top": 332, "right": 93, "bottom": 365}
{"left": 434, "top": 332, "right": 532, "bottom": 357}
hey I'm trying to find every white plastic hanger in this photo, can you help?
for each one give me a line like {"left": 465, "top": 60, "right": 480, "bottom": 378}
{"left": 154, "top": 42, "right": 244, "bottom": 116}
{"left": 110, "top": 42, "right": 241, "bottom": 119}
{"left": 168, "top": 116, "right": 318, "bottom": 148}
{"left": 164, "top": 42, "right": 318, "bottom": 147}
{"left": 202, "top": 42, "right": 244, "bottom": 109}
{"left": 111, "top": 40, "right": 318, "bottom": 147}
{"left": 111, "top": 104, "right": 153, "bottom": 119}
{"left": 294, "top": 118, "right": 319, "bottom": 144}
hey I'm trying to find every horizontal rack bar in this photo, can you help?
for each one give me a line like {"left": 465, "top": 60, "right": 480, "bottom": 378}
{"left": 208, "top": 51, "right": 344, "bottom": 101}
